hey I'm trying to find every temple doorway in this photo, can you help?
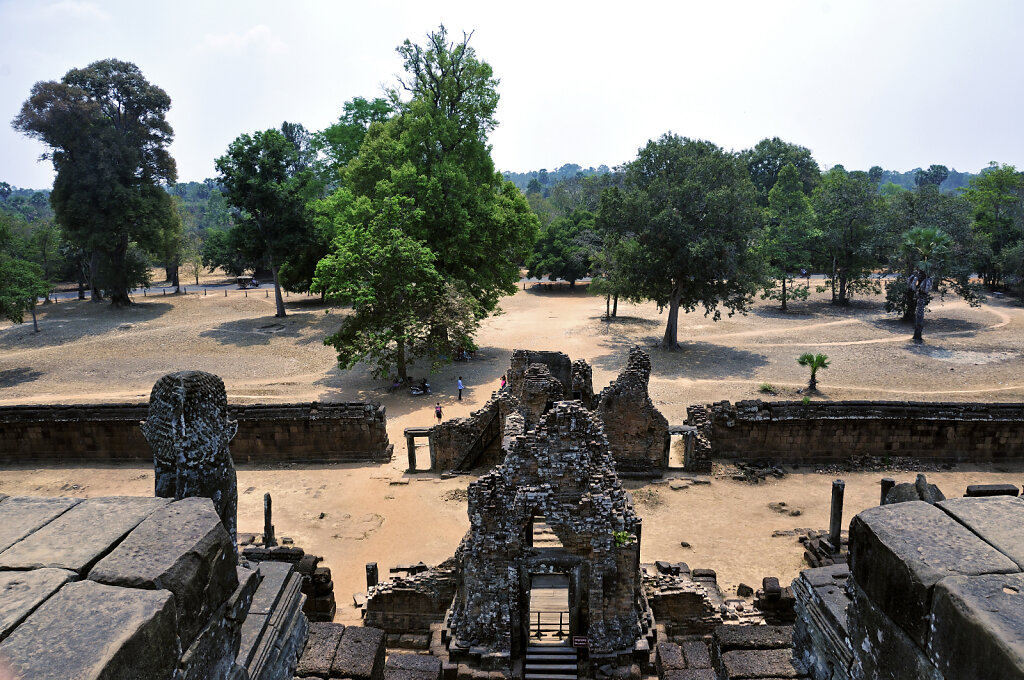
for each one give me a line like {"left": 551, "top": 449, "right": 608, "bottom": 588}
{"left": 527, "top": 573, "right": 570, "bottom": 645}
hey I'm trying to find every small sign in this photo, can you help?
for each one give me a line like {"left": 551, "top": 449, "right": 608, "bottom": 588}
{"left": 572, "top": 636, "right": 589, "bottom": 648}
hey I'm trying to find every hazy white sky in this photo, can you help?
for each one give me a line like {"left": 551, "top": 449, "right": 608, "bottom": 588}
{"left": 2, "top": 0, "right": 1022, "bottom": 189}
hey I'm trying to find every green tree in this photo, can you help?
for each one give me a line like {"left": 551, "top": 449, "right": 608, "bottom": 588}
{"left": 525, "top": 210, "right": 596, "bottom": 287}
{"left": 915, "top": 164, "right": 950, "bottom": 188}
{"left": 899, "top": 226, "right": 981, "bottom": 343}
{"left": 797, "top": 353, "right": 829, "bottom": 392}
{"left": 313, "top": 97, "right": 393, "bottom": 184}
{"left": 215, "top": 129, "right": 317, "bottom": 317}
{"left": 0, "top": 219, "right": 49, "bottom": 330}
{"left": 319, "top": 26, "right": 538, "bottom": 376}
{"left": 761, "top": 163, "right": 818, "bottom": 310}
{"left": 201, "top": 228, "right": 251, "bottom": 277}
{"left": 600, "top": 134, "right": 764, "bottom": 349}
{"left": 962, "top": 163, "right": 1024, "bottom": 288}
{"left": 12, "top": 59, "right": 178, "bottom": 306}
{"left": 741, "top": 137, "right": 821, "bottom": 207}
{"left": 812, "top": 168, "right": 882, "bottom": 305}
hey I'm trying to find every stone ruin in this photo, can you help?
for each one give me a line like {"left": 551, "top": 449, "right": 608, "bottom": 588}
{"left": 445, "top": 401, "right": 650, "bottom": 667}
{"left": 428, "top": 347, "right": 669, "bottom": 476}
{"left": 595, "top": 346, "right": 671, "bottom": 475}
{"left": 142, "top": 370, "right": 239, "bottom": 546}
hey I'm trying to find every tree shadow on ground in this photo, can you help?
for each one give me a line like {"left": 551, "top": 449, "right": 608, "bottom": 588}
{"left": 0, "top": 367, "right": 44, "bottom": 388}
{"left": 199, "top": 314, "right": 326, "bottom": 347}
{"left": 590, "top": 315, "right": 660, "bottom": 329}
{"left": 868, "top": 315, "right": 986, "bottom": 337}
{"left": 752, "top": 296, "right": 886, "bottom": 320}
{"left": 591, "top": 338, "right": 769, "bottom": 381}
{"left": 0, "top": 301, "right": 174, "bottom": 351}
{"left": 524, "top": 282, "right": 592, "bottom": 296}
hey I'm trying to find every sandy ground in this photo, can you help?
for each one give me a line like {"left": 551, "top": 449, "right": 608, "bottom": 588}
{"left": 2, "top": 279, "right": 1024, "bottom": 623}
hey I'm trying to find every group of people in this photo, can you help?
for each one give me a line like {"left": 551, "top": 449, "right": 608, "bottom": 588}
{"left": 432, "top": 373, "right": 508, "bottom": 423}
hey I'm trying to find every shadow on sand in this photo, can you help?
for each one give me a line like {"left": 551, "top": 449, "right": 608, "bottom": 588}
{"left": 0, "top": 367, "right": 44, "bottom": 388}
{"left": 0, "top": 301, "right": 174, "bottom": 351}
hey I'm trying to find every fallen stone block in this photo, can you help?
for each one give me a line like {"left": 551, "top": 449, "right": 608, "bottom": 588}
{"left": 965, "top": 483, "right": 1019, "bottom": 497}
{"left": 928, "top": 573, "right": 1024, "bottom": 680}
{"left": 715, "top": 625, "right": 794, "bottom": 652}
{"left": 385, "top": 652, "right": 443, "bottom": 680}
{"left": 0, "top": 496, "right": 168, "bottom": 572}
{"left": 88, "top": 496, "right": 237, "bottom": 647}
{"left": 295, "top": 621, "right": 345, "bottom": 678}
{"left": 681, "top": 640, "right": 711, "bottom": 668}
{"left": 0, "top": 568, "right": 76, "bottom": 641}
{"left": 332, "top": 625, "right": 386, "bottom": 680}
{"left": 849, "top": 501, "right": 1018, "bottom": 647}
{"left": 0, "top": 580, "right": 178, "bottom": 680}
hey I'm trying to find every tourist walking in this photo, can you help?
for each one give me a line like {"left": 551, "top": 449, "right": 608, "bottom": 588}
{"left": 435, "top": 402, "right": 443, "bottom": 424}
{"left": 457, "top": 376, "right": 464, "bottom": 400}
{"left": 500, "top": 374, "right": 506, "bottom": 390}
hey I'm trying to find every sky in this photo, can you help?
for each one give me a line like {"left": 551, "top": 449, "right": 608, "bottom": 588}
{"left": 2, "top": 0, "right": 1023, "bottom": 189}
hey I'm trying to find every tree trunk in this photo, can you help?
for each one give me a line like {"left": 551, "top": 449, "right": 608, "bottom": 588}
{"left": 830, "top": 257, "right": 836, "bottom": 303}
{"left": 612, "top": 294, "right": 618, "bottom": 317}
{"left": 30, "top": 302, "right": 39, "bottom": 333}
{"left": 271, "top": 261, "right": 286, "bottom": 317}
{"left": 89, "top": 250, "right": 103, "bottom": 302}
{"left": 605, "top": 294, "right": 610, "bottom": 319}
{"left": 781, "top": 276, "right": 788, "bottom": 312}
{"left": 808, "top": 372, "right": 817, "bottom": 392}
{"left": 912, "top": 286, "right": 928, "bottom": 344}
{"left": 569, "top": 279, "right": 575, "bottom": 289}
{"left": 396, "top": 339, "right": 407, "bottom": 382}
{"left": 837, "top": 270, "right": 849, "bottom": 306}
{"left": 108, "top": 236, "right": 133, "bottom": 307}
{"left": 661, "top": 292, "right": 682, "bottom": 350}
{"left": 902, "top": 287, "right": 916, "bottom": 322}
{"left": 78, "top": 277, "right": 86, "bottom": 300}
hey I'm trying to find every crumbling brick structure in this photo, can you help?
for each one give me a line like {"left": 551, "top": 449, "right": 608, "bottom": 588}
{"left": 507, "top": 349, "right": 573, "bottom": 397}
{"left": 446, "top": 401, "right": 647, "bottom": 667}
{"left": 596, "top": 346, "right": 670, "bottom": 475}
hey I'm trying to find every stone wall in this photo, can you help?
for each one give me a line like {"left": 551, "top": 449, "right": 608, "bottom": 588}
{"left": 690, "top": 400, "right": 1024, "bottom": 464}
{"left": 0, "top": 401, "right": 392, "bottom": 464}
{"left": 596, "top": 347, "right": 670, "bottom": 474}
{"left": 431, "top": 392, "right": 522, "bottom": 471}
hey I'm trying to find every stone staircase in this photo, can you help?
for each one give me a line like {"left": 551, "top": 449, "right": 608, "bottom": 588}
{"left": 524, "top": 644, "right": 578, "bottom": 680}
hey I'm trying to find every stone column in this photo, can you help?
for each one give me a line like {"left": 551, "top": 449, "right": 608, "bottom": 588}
{"left": 406, "top": 433, "right": 417, "bottom": 472}
{"left": 880, "top": 477, "right": 895, "bottom": 505}
{"left": 263, "top": 493, "right": 276, "bottom": 547}
{"left": 829, "top": 479, "right": 845, "bottom": 553}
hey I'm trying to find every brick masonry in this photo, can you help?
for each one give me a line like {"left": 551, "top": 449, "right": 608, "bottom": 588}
{"left": 0, "top": 401, "right": 392, "bottom": 464}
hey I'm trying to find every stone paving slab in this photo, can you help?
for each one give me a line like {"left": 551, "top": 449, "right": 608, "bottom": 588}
{"left": 331, "top": 625, "right": 386, "bottom": 680}
{"left": 295, "top": 621, "right": 345, "bottom": 677}
{"left": 720, "top": 648, "right": 804, "bottom": 678}
{"left": 715, "top": 625, "right": 794, "bottom": 652}
{"left": 656, "top": 641, "right": 686, "bottom": 672}
{"left": 0, "top": 496, "right": 169, "bottom": 572}
{"left": 0, "top": 579, "right": 178, "bottom": 680}
{"left": 0, "top": 497, "right": 80, "bottom": 554}
{"left": 928, "top": 573, "right": 1024, "bottom": 679}
{"left": 849, "top": 500, "right": 1019, "bottom": 647}
{"left": 88, "top": 497, "right": 237, "bottom": 646}
{"left": 937, "top": 496, "right": 1024, "bottom": 570}
{"left": 0, "top": 568, "right": 76, "bottom": 641}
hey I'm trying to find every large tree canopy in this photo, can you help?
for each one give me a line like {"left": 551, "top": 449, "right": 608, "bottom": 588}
{"left": 600, "top": 134, "right": 764, "bottom": 349}
{"left": 741, "top": 137, "right": 821, "bottom": 207}
{"left": 12, "top": 58, "right": 178, "bottom": 305}
{"left": 215, "top": 128, "right": 317, "bottom": 317}
{"left": 316, "top": 26, "right": 537, "bottom": 379}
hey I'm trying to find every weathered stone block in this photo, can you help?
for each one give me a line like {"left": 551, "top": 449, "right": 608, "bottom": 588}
{"left": 928, "top": 573, "right": 1024, "bottom": 679}
{"left": 0, "top": 496, "right": 80, "bottom": 553}
{"left": 331, "top": 625, "right": 386, "bottom": 680}
{"left": 385, "top": 652, "right": 443, "bottom": 680}
{"left": 847, "top": 583, "right": 942, "bottom": 680}
{"left": 714, "top": 625, "right": 793, "bottom": 652}
{"left": 0, "top": 496, "right": 169, "bottom": 572}
{"left": 662, "top": 670, "right": 714, "bottom": 680}
{"left": 0, "top": 580, "right": 178, "bottom": 680}
{"left": 88, "top": 497, "right": 237, "bottom": 647}
{"left": 656, "top": 641, "right": 686, "bottom": 673}
{"left": 680, "top": 640, "right": 710, "bottom": 668}
{"left": 295, "top": 621, "right": 345, "bottom": 677}
{"left": 849, "top": 501, "right": 1018, "bottom": 647}
{"left": 719, "top": 648, "right": 802, "bottom": 678}
{"left": 0, "top": 568, "right": 76, "bottom": 641}
{"left": 937, "top": 496, "right": 1024, "bottom": 569}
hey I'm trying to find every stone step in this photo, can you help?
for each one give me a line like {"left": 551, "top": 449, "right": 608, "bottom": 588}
{"left": 526, "top": 646, "right": 576, "bottom": 655}
{"left": 524, "top": 674, "right": 577, "bottom": 680}
{"left": 526, "top": 654, "right": 576, "bottom": 662}
{"left": 525, "top": 663, "right": 577, "bottom": 672}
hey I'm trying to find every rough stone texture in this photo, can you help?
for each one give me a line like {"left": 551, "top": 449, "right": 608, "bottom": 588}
{"left": 570, "top": 358, "right": 595, "bottom": 408}
{"left": 0, "top": 496, "right": 169, "bottom": 572}
{"left": 883, "top": 473, "right": 946, "bottom": 505}
{"left": 295, "top": 622, "right": 345, "bottom": 677}
{"left": 719, "top": 648, "right": 804, "bottom": 678}
{"left": 0, "top": 496, "right": 80, "bottom": 553}
{"left": 330, "top": 625, "right": 386, "bottom": 680}
{"left": 0, "top": 568, "right": 75, "bottom": 641}
{"left": 595, "top": 347, "right": 669, "bottom": 474}
{"left": 644, "top": 567, "right": 723, "bottom": 636}
{"left": 384, "top": 653, "right": 443, "bottom": 680}
{"left": 657, "top": 642, "right": 687, "bottom": 673}
{"left": 432, "top": 392, "right": 524, "bottom": 472}
{"left": 516, "top": 363, "right": 564, "bottom": 422}
{"left": 364, "top": 557, "right": 459, "bottom": 633}
{"left": 143, "top": 371, "right": 240, "bottom": 546}
{"left": 846, "top": 582, "right": 942, "bottom": 680}
{"left": 715, "top": 626, "right": 794, "bottom": 652}
{"left": 791, "top": 565, "right": 853, "bottom": 680}
{"left": 681, "top": 640, "right": 711, "bottom": 668}
{"left": 88, "top": 497, "right": 239, "bottom": 647}
{"left": 0, "top": 401, "right": 391, "bottom": 464}
{"left": 690, "top": 400, "right": 1024, "bottom": 465}
{"left": 936, "top": 496, "right": 1024, "bottom": 569}
{"left": 662, "top": 671, "right": 715, "bottom": 680}
{"left": 448, "top": 401, "right": 644, "bottom": 657}
{"left": 239, "top": 559, "right": 310, "bottom": 680}
{"left": 506, "top": 350, "right": 573, "bottom": 398}
{"left": 928, "top": 573, "right": 1024, "bottom": 679}
{"left": 848, "top": 501, "right": 1018, "bottom": 647}
{"left": 0, "top": 579, "right": 179, "bottom": 680}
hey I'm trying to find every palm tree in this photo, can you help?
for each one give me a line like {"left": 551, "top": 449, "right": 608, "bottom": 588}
{"left": 797, "top": 353, "right": 830, "bottom": 392}
{"left": 901, "top": 227, "right": 952, "bottom": 344}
